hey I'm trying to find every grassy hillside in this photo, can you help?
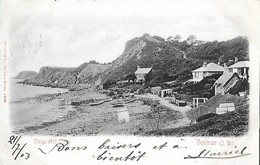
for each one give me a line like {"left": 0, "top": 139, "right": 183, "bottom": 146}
{"left": 186, "top": 94, "right": 248, "bottom": 120}
{"left": 101, "top": 35, "right": 249, "bottom": 86}
{"left": 144, "top": 94, "right": 249, "bottom": 136}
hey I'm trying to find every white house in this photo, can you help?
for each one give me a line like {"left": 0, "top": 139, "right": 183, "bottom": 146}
{"left": 190, "top": 62, "right": 224, "bottom": 82}
{"left": 151, "top": 86, "right": 161, "bottom": 95}
{"left": 161, "top": 89, "right": 173, "bottom": 97}
{"left": 228, "top": 61, "right": 249, "bottom": 80}
{"left": 134, "top": 65, "right": 152, "bottom": 83}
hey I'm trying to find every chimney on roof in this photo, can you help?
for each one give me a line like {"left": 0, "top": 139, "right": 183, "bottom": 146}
{"left": 137, "top": 65, "right": 140, "bottom": 69}
{"left": 203, "top": 62, "right": 207, "bottom": 68}
{"left": 235, "top": 57, "right": 238, "bottom": 63}
{"left": 223, "top": 63, "right": 229, "bottom": 73}
{"left": 217, "top": 62, "right": 220, "bottom": 65}
{"left": 151, "top": 64, "right": 153, "bottom": 68}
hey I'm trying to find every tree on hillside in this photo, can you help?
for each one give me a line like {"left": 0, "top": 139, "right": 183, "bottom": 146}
{"left": 144, "top": 70, "right": 162, "bottom": 86}
{"left": 187, "top": 35, "right": 197, "bottom": 44}
{"left": 167, "top": 36, "right": 173, "bottom": 41}
{"left": 103, "top": 79, "right": 116, "bottom": 89}
{"left": 229, "top": 79, "right": 249, "bottom": 95}
{"left": 153, "top": 35, "right": 165, "bottom": 42}
{"left": 89, "top": 60, "right": 99, "bottom": 64}
{"left": 145, "top": 70, "right": 176, "bottom": 87}
{"left": 174, "top": 35, "right": 182, "bottom": 41}
{"left": 125, "top": 74, "right": 136, "bottom": 82}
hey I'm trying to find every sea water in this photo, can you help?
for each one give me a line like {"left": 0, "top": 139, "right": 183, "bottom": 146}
{"left": 9, "top": 79, "right": 68, "bottom": 103}
{"left": 9, "top": 79, "right": 73, "bottom": 134}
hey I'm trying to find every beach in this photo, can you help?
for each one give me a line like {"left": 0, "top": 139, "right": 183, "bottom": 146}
{"left": 10, "top": 81, "right": 189, "bottom": 136}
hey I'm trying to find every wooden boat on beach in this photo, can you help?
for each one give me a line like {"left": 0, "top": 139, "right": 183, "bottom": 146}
{"left": 110, "top": 98, "right": 136, "bottom": 107}
{"left": 124, "top": 98, "right": 136, "bottom": 104}
{"left": 89, "top": 101, "right": 104, "bottom": 106}
{"left": 103, "top": 98, "right": 112, "bottom": 102}
{"left": 71, "top": 101, "right": 81, "bottom": 106}
{"left": 89, "top": 98, "right": 112, "bottom": 106}
{"left": 111, "top": 103, "right": 124, "bottom": 107}
{"left": 110, "top": 100, "right": 124, "bottom": 107}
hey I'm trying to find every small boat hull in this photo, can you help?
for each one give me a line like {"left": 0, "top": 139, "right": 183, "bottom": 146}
{"left": 90, "top": 101, "right": 104, "bottom": 106}
{"left": 111, "top": 104, "right": 124, "bottom": 107}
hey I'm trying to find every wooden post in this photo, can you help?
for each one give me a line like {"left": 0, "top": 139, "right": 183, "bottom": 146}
{"left": 158, "top": 108, "right": 160, "bottom": 131}
{"left": 197, "top": 105, "right": 200, "bottom": 117}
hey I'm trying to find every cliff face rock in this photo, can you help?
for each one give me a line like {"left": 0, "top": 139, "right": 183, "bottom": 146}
{"left": 26, "top": 67, "right": 77, "bottom": 88}
{"left": 110, "top": 33, "right": 166, "bottom": 70}
{"left": 23, "top": 62, "right": 110, "bottom": 88}
{"left": 76, "top": 63, "right": 110, "bottom": 84}
{"left": 111, "top": 37, "right": 146, "bottom": 70}
{"left": 101, "top": 33, "right": 184, "bottom": 82}
{"left": 15, "top": 71, "right": 38, "bottom": 79}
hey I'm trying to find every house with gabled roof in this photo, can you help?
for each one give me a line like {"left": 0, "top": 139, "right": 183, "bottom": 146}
{"left": 228, "top": 61, "right": 249, "bottom": 80}
{"left": 214, "top": 72, "right": 240, "bottom": 95}
{"left": 190, "top": 62, "right": 224, "bottom": 82}
{"left": 134, "top": 65, "right": 152, "bottom": 83}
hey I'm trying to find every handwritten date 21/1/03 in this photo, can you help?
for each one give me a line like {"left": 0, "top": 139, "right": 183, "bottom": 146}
{"left": 8, "top": 135, "right": 30, "bottom": 160}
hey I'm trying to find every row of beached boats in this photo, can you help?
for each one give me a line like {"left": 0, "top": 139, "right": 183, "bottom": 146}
{"left": 89, "top": 97, "right": 137, "bottom": 107}
{"left": 110, "top": 98, "right": 136, "bottom": 107}
{"left": 89, "top": 98, "right": 113, "bottom": 106}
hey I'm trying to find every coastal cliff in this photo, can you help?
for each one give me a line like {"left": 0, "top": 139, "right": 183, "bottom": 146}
{"left": 75, "top": 62, "right": 110, "bottom": 84}
{"left": 15, "top": 71, "right": 38, "bottom": 79}
{"left": 22, "top": 67, "right": 77, "bottom": 88}
{"left": 20, "top": 34, "right": 249, "bottom": 88}
{"left": 22, "top": 62, "right": 110, "bottom": 88}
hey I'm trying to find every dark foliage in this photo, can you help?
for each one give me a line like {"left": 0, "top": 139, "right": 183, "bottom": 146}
{"left": 186, "top": 36, "right": 249, "bottom": 62}
{"left": 229, "top": 79, "right": 249, "bottom": 95}
{"left": 101, "top": 36, "right": 248, "bottom": 88}
{"left": 197, "top": 113, "right": 219, "bottom": 122}
{"left": 152, "top": 35, "right": 165, "bottom": 42}
{"left": 124, "top": 74, "right": 137, "bottom": 82}
{"left": 103, "top": 79, "right": 116, "bottom": 89}
{"left": 183, "top": 74, "right": 222, "bottom": 97}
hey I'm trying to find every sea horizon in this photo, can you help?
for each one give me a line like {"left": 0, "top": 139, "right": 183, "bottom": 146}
{"left": 9, "top": 78, "right": 69, "bottom": 103}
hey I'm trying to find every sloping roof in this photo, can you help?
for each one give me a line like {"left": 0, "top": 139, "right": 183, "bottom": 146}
{"left": 192, "top": 62, "right": 224, "bottom": 72}
{"left": 228, "top": 61, "right": 249, "bottom": 69}
{"left": 186, "top": 78, "right": 203, "bottom": 82}
{"left": 135, "top": 68, "right": 152, "bottom": 74}
{"left": 214, "top": 72, "right": 239, "bottom": 87}
{"left": 151, "top": 86, "right": 161, "bottom": 90}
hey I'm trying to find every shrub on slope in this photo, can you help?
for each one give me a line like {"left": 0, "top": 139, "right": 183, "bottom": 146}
{"left": 144, "top": 101, "right": 248, "bottom": 137}
{"left": 144, "top": 94, "right": 249, "bottom": 137}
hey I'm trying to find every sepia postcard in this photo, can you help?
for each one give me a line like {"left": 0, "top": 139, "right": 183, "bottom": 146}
{"left": 0, "top": 0, "right": 259, "bottom": 164}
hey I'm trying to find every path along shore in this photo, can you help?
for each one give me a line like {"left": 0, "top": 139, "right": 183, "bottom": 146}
{"left": 135, "top": 94, "right": 191, "bottom": 129}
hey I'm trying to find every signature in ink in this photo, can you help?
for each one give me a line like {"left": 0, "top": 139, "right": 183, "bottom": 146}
{"left": 184, "top": 146, "right": 250, "bottom": 159}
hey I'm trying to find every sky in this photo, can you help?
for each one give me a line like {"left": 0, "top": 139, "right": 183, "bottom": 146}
{"left": 6, "top": 0, "right": 259, "bottom": 77}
